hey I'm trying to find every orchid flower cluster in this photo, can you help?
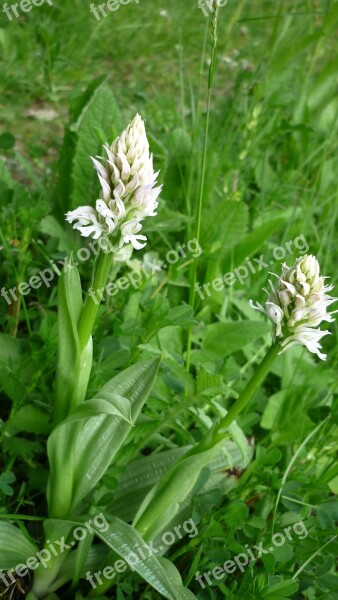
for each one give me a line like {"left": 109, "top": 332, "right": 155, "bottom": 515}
{"left": 66, "top": 114, "right": 162, "bottom": 251}
{"left": 251, "top": 255, "right": 337, "bottom": 360}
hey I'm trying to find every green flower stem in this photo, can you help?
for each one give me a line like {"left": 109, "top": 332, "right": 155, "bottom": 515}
{"left": 133, "top": 342, "right": 280, "bottom": 542}
{"left": 217, "top": 340, "right": 281, "bottom": 433}
{"left": 78, "top": 249, "right": 113, "bottom": 351}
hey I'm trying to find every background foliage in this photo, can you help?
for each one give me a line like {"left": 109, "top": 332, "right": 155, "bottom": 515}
{"left": 0, "top": 0, "right": 337, "bottom": 598}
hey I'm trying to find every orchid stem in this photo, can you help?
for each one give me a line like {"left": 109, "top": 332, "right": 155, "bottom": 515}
{"left": 218, "top": 341, "right": 281, "bottom": 432}
{"left": 78, "top": 250, "right": 112, "bottom": 351}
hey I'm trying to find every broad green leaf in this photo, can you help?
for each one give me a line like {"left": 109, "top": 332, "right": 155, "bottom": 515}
{"left": 71, "top": 357, "right": 161, "bottom": 510}
{"left": 222, "top": 217, "right": 286, "bottom": 273}
{"left": 163, "top": 305, "right": 197, "bottom": 327}
{"left": 48, "top": 357, "right": 161, "bottom": 517}
{"left": 272, "top": 542, "right": 294, "bottom": 563}
{"left": 39, "top": 215, "right": 76, "bottom": 253}
{"left": 262, "top": 578, "right": 298, "bottom": 598}
{"left": 0, "top": 333, "right": 33, "bottom": 403}
{"left": 9, "top": 404, "right": 51, "bottom": 435}
{"left": 54, "top": 256, "right": 82, "bottom": 414}
{"left": 70, "top": 82, "right": 121, "bottom": 210}
{"left": 200, "top": 321, "right": 270, "bottom": 360}
{"left": 90, "top": 515, "right": 197, "bottom": 600}
{"left": 0, "top": 522, "right": 38, "bottom": 570}
{"left": 158, "top": 557, "right": 198, "bottom": 600}
{"left": 256, "top": 447, "right": 282, "bottom": 467}
{"left": 133, "top": 439, "right": 226, "bottom": 541}
{"left": 107, "top": 447, "right": 190, "bottom": 520}
{"left": 63, "top": 397, "right": 133, "bottom": 427}
{"left": 152, "top": 445, "right": 253, "bottom": 548}
{"left": 262, "top": 553, "right": 276, "bottom": 573}
{"left": 317, "top": 501, "right": 338, "bottom": 530}
{"left": 261, "top": 385, "right": 313, "bottom": 444}
{"left": 162, "top": 354, "right": 195, "bottom": 397}
{"left": 108, "top": 436, "right": 252, "bottom": 525}
{"left": 0, "top": 472, "right": 15, "bottom": 496}
{"left": 328, "top": 474, "right": 338, "bottom": 495}
{"left": 55, "top": 78, "right": 121, "bottom": 216}
{"left": 261, "top": 391, "right": 286, "bottom": 430}
{"left": 196, "top": 367, "right": 223, "bottom": 395}
{"left": 39, "top": 518, "right": 195, "bottom": 600}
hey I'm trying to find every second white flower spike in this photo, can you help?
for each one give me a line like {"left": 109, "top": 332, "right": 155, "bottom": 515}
{"left": 250, "top": 255, "right": 337, "bottom": 360}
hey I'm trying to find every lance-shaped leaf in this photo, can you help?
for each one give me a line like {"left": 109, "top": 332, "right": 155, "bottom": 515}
{"left": 132, "top": 417, "right": 253, "bottom": 542}
{"left": 61, "top": 397, "right": 133, "bottom": 427}
{"left": 35, "top": 515, "right": 196, "bottom": 599}
{"left": 71, "top": 356, "right": 161, "bottom": 510}
{"left": 108, "top": 437, "right": 252, "bottom": 525}
{"left": 0, "top": 521, "right": 38, "bottom": 570}
{"left": 48, "top": 398, "right": 134, "bottom": 516}
{"left": 48, "top": 357, "right": 161, "bottom": 518}
{"left": 133, "top": 435, "right": 227, "bottom": 541}
{"left": 89, "top": 515, "right": 197, "bottom": 600}
{"left": 37, "top": 543, "right": 109, "bottom": 593}
{"left": 54, "top": 256, "right": 93, "bottom": 424}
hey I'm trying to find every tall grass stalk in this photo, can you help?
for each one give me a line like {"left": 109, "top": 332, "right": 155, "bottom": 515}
{"left": 186, "top": 2, "right": 219, "bottom": 372}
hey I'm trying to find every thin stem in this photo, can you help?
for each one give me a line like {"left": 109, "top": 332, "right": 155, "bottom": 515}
{"left": 271, "top": 416, "right": 329, "bottom": 533}
{"left": 77, "top": 250, "right": 113, "bottom": 351}
{"left": 281, "top": 495, "right": 317, "bottom": 509}
{"left": 218, "top": 341, "right": 281, "bottom": 431}
{"left": 186, "top": 3, "right": 219, "bottom": 373}
{"left": 292, "top": 535, "right": 337, "bottom": 581}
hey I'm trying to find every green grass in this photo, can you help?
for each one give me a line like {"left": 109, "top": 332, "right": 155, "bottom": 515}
{"left": 0, "top": 0, "right": 338, "bottom": 599}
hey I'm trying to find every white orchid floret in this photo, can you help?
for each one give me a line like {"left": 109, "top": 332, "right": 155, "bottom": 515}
{"left": 66, "top": 206, "right": 104, "bottom": 240}
{"left": 280, "top": 326, "right": 330, "bottom": 362}
{"left": 65, "top": 114, "right": 162, "bottom": 251}
{"left": 250, "top": 254, "right": 337, "bottom": 360}
{"left": 120, "top": 220, "right": 147, "bottom": 251}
